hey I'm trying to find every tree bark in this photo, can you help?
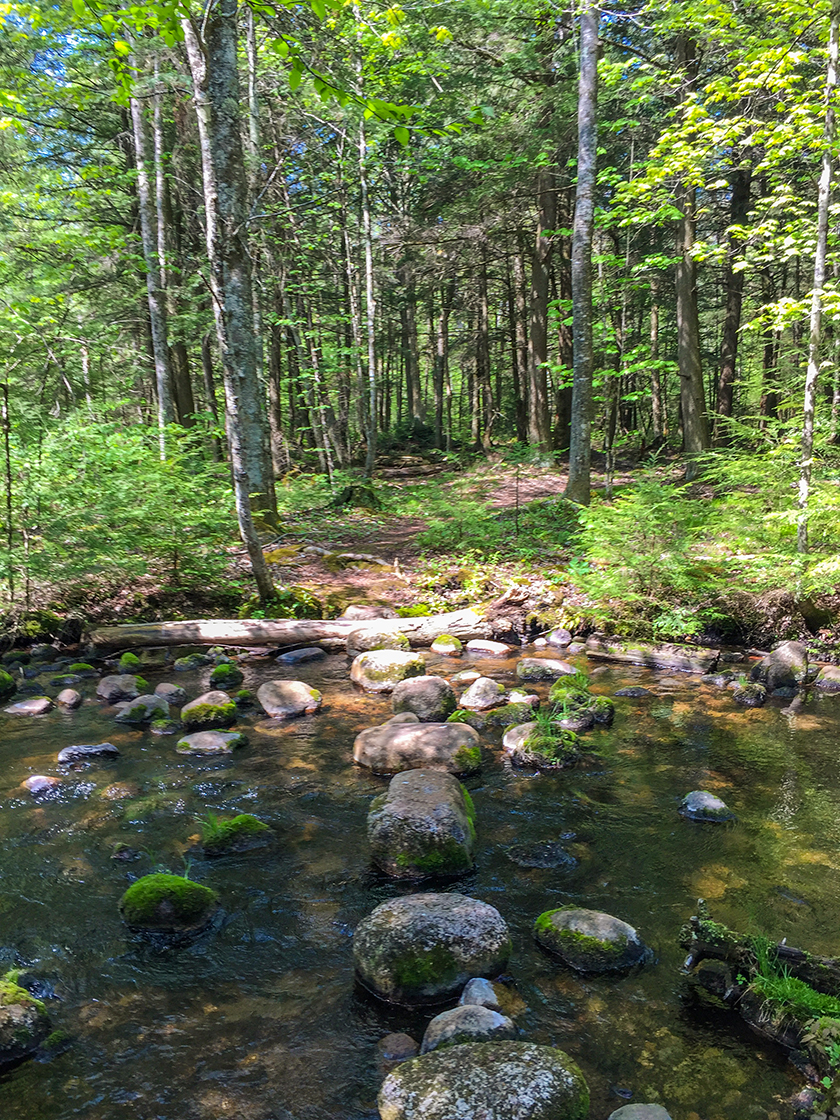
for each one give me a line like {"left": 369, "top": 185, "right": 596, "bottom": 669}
{"left": 798, "top": 0, "right": 840, "bottom": 552}
{"left": 527, "top": 169, "right": 555, "bottom": 453}
{"left": 715, "top": 167, "right": 751, "bottom": 441}
{"left": 565, "top": 1, "right": 599, "bottom": 505}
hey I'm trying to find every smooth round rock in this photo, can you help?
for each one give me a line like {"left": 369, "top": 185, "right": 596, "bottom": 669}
{"left": 257, "top": 680, "right": 322, "bottom": 719}
{"left": 57, "top": 742, "right": 119, "bottom": 763}
{"left": 535, "top": 906, "right": 651, "bottom": 972}
{"left": 465, "top": 640, "right": 512, "bottom": 657}
{"left": 386, "top": 712, "right": 421, "bottom": 725}
{"left": 547, "top": 629, "right": 572, "bottom": 648}
{"left": 506, "top": 841, "right": 578, "bottom": 870}
{"left": 4, "top": 696, "right": 53, "bottom": 716}
{"left": 21, "top": 775, "right": 62, "bottom": 797}
{"left": 377, "top": 1041, "right": 589, "bottom": 1120}
{"left": 96, "top": 674, "right": 144, "bottom": 703}
{"left": 392, "top": 676, "right": 457, "bottom": 722}
{"left": 350, "top": 650, "right": 426, "bottom": 693}
{"left": 452, "top": 669, "right": 481, "bottom": 684}
{"left": 275, "top": 647, "right": 326, "bottom": 665}
{"left": 155, "top": 682, "right": 188, "bottom": 705}
{"left": 368, "top": 769, "right": 475, "bottom": 878}
{"left": 608, "top": 1106, "right": 673, "bottom": 1120}
{"left": 678, "top": 790, "right": 735, "bottom": 822}
{"left": 750, "top": 640, "right": 807, "bottom": 691}
{"left": 56, "top": 688, "right": 82, "bottom": 709}
{"left": 459, "top": 677, "right": 505, "bottom": 711}
{"left": 430, "top": 635, "right": 463, "bottom": 656}
{"left": 516, "top": 658, "right": 576, "bottom": 683}
{"left": 459, "top": 977, "right": 503, "bottom": 1011}
{"left": 180, "top": 690, "right": 236, "bottom": 730}
{"left": 354, "top": 893, "right": 511, "bottom": 1005}
{"left": 341, "top": 603, "right": 398, "bottom": 620}
{"left": 378, "top": 1032, "right": 419, "bottom": 1063}
{"left": 420, "top": 1005, "right": 516, "bottom": 1054}
{"left": 115, "top": 694, "right": 169, "bottom": 723}
{"left": 209, "top": 662, "right": 244, "bottom": 689}
{"left": 354, "top": 722, "right": 481, "bottom": 775}
{"left": 176, "top": 730, "right": 247, "bottom": 755}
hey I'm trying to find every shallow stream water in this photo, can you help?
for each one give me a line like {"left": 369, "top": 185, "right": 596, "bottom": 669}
{"left": 2, "top": 645, "right": 839, "bottom": 1120}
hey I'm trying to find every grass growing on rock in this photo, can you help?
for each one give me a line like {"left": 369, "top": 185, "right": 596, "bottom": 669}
{"left": 119, "top": 873, "right": 218, "bottom": 930}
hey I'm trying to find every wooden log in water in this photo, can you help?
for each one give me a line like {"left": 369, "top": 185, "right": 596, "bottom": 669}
{"left": 87, "top": 608, "right": 495, "bottom": 653}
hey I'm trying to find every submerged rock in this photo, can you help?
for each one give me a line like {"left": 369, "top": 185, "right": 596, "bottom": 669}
{"left": 354, "top": 722, "right": 481, "bottom": 775}
{"left": 354, "top": 893, "right": 511, "bottom": 1005}
{"left": 506, "top": 841, "right": 578, "bottom": 870}
{"left": 201, "top": 813, "right": 272, "bottom": 856}
{"left": 367, "top": 769, "right": 475, "bottom": 878}
{"left": 257, "top": 679, "right": 322, "bottom": 719}
{"left": 21, "top": 775, "right": 62, "bottom": 797}
{"left": 608, "top": 1107, "right": 672, "bottom": 1120}
{"left": 534, "top": 906, "right": 651, "bottom": 972}
{"left": 731, "top": 682, "right": 767, "bottom": 707}
{"left": 678, "top": 790, "right": 735, "bottom": 823}
{"left": 614, "top": 686, "right": 653, "bottom": 698}
{"left": 392, "top": 675, "right": 457, "bottom": 722}
{"left": 350, "top": 649, "right": 426, "bottom": 693}
{"left": 378, "top": 1032, "right": 419, "bottom": 1063}
{"left": 176, "top": 730, "right": 246, "bottom": 755}
{"left": 96, "top": 674, "right": 147, "bottom": 703}
{"left": 119, "top": 872, "right": 218, "bottom": 934}
{"left": 516, "top": 658, "right": 576, "bottom": 683}
{"left": 377, "top": 1041, "right": 589, "bottom": 1120}
{"left": 57, "top": 742, "right": 119, "bottom": 763}
{"left": 276, "top": 647, "right": 326, "bottom": 665}
{"left": 0, "top": 971, "right": 51, "bottom": 1070}
{"left": 115, "top": 694, "right": 169, "bottom": 724}
{"left": 420, "top": 1005, "right": 516, "bottom": 1054}
{"left": 4, "top": 696, "right": 53, "bottom": 716}
{"left": 180, "top": 690, "right": 236, "bottom": 730}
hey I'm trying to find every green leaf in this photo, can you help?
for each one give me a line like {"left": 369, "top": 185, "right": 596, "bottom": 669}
{"left": 394, "top": 125, "right": 409, "bottom": 147}
{"left": 289, "top": 67, "right": 302, "bottom": 92}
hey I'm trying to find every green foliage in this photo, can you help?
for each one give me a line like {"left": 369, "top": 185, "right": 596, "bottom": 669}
{"left": 241, "top": 586, "right": 323, "bottom": 620}
{"left": 199, "top": 812, "right": 271, "bottom": 856}
{"left": 749, "top": 941, "right": 840, "bottom": 1023}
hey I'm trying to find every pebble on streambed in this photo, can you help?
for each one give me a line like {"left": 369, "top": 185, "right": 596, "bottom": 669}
{"left": 678, "top": 790, "right": 736, "bottom": 823}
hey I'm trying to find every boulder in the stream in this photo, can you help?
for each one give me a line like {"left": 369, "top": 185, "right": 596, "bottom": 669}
{"left": 546, "top": 628, "right": 572, "bottom": 648}
{"left": 257, "top": 679, "right": 322, "bottom": 719}
{"left": 276, "top": 647, "right": 326, "bottom": 665}
{"left": 465, "top": 639, "right": 512, "bottom": 657}
{"left": 174, "top": 653, "right": 210, "bottom": 671}
{"left": 367, "top": 769, "right": 475, "bottom": 878}
{"left": 458, "top": 676, "right": 505, "bottom": 711}
{"left": 354, "top": 892, "right": 511, "bottom": 1005}
{"left": 346, "top": 627, "right": 410, "bottom": 658}
{"left": 96, "top": 674, "right": 147, "bottom": 704}
{"left": 731, "top": 681, "right": 767, "bottom": 707}
{"left": 392, "top": 676, "right": 457, "bottom": 722}
{"left": 377, "top": 1041, "right": 589, "bottom": 1120}
{"left": 534, "top": 906, "right": 651, "bottom": 972}
{"left": 4, "top": 696, "right": 53, "bottom": 716}
{"left": 21, "top": 775, "right": 62, "bottom": 797}
{"left": 115, "top": 694, "right": 169, "bottom": 724}
{"left": 341, "top": 603, "right": 398, "bottom": 620}
{"left": 502, "top": 722, "right": 580, "bottom": 770}
{"left": 430, "top": 634, "right": 463, "bottom": 656}
{"left": 0, "top": 971, "right": 51, "bottom": 1070}
{"left": 608, "top": 1107, "right": 673, "bottom": 1120}
{"left": 678, "top": 790, "right": 735, "bottom": 823}
{"left": 155, "top": 682, "right": 187, "bottom": 705}
{"left": 56, "top": 688, "right": 82, "bottom": 709}
{"left": 200, "top": 813, "right": 272, "bottom": 856}
{"left": 814, "top": 664, "right": 840, "bottom": 692}
{"left": 354, "top": 722, "right": 481, "bottom": 775}
{"left": 180, "top": 690, "right": 236, "bottom": 730}
{"left": 420, "top": 1005, "right": 516, "bottom": 1054}
{"left": 516, "top": 658, "right": 577, "bottom": 683}
{"left": 585, "top": 635, "right": 719, "bottom": 673}
{"left": 209, "top": 662, "right": 244, "bottom": 689}
{"left": 119, "top": 872, "right": 218, "bottom": 935}
{"left": 176, "top": 730, "right": 246, "bottom": 755}
{"left": 57, "top": 742, "right": 119, "bottom": 763}
{"left": 750, "top": 640, "right": 808, "bottom": 691}
{"left": 350, "top": 650, "right": 426, "bottom": 692}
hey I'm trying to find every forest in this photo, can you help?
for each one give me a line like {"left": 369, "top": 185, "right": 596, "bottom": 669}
{"left": 2, "top": 0, "right": 840, "bottom": 647}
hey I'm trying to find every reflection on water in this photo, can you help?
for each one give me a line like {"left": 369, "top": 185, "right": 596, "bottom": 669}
{"left": 2, "top": 648, "right": 838, "bottom": 1118}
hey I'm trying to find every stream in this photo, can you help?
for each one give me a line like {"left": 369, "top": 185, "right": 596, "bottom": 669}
{"left": 1, "top": 643, "right": 838, "bottom": 1120}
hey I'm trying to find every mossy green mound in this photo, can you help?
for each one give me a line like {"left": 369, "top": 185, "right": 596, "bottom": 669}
{"left": 534, "top": 906, "right": 650, "bottom": 973}
{"left": 119, "top": 873, "right": 218, "bottom": 932}
{"left": 118, "top": 652, "right": 142, "bottom": 671}
{"left": 210, "top": 662, "right": 244, "bottom": 688}
{"left": 0, "top": 970, "right": 50, "bottom": 1069}
{"left": 180, "top": 690, "right": 236, "bottom": 730}
{"left": 0, "top": 668, "right": 15, "bottom": 703}
{"left": 201, "top": 813, "right": 272, "bottom": 857}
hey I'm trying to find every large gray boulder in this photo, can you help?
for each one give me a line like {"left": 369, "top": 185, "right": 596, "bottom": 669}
{"left": 347, "top": 627, "right": 410, "bottom": 657}
{"left": 176, "top": 730, "right": 247, "bottom": 755}
{"left": 516, "top": 658, "right": 576, "bottom": 683}
{"left": 392, "top": 676, "right": 457, "bottom": 722}
{"left": 57, "top": 742, "right": 119, "bottom": 763}
{"left": 96, "top": 674, "right": 145, "bottom": 703}
{"left": 350, "top": 650, "right": 426, "bottom": 693}
{"left": 377, "top": 1041, "right": 589, "bottom": 1120}
{"left": 115, "top": 694, "right": 169, "bottom": 723}
{"left": 535, "top": 906, "right": 651, "bottom": 972}
{"left": 458, "top": 676, "right": 505, "bottom": 711}
{"left": 257, "top": 679, "right": 322, "bottom": 719}
{"left": 354, "top": 893, "right": 511, "bottom": 1005}
{"left": 750, "top": 640, "right": 808, "bottom": 691}
{"left": 420, "top": 1005, "right": 516, "bottom": 1054}
{"left": 608, "top": 1107, "right": 672, "bottom": 1120}
{"left": 180, "top": 690, "right": 236, "bottom": 730}
{"left": 367, "top": 769, "right": 475, "bottom": 878}
{"left": 4, "top": 697, "right": 53, "bottom": 716}
{"left": 354, "top": 722, "right": 481, "bottom": 775}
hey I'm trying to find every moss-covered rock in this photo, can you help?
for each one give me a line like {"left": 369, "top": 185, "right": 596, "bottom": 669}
{"left": 458, "top": 676, "right": 506, "bottom": 711}
{"left": 354, "top": 892, "right": 511, "bottom": 1005}
{"left": 201, "top": 813, "right": 272, "bottom": 857}
{"left": 176, "top": 730, "right": 246, "bottom": 755}
{"left": 150, "top": 718, "right": 182, "bottom": 736}
{"left": 0, "top": 668, "right": 16, "bottom": 703}
{"left": 346, "top": 627, "right": 411, "bottom": 657}
{"left": 173, "top": 653, "right": 210, "bottom": 671}
{"left": 368, "top": 769, "right": 475, "bottom": 879}
{"left": 534, "top": 906, "right": 651, "bottom": 972}
{"left": 210, "top": 662, "right": 244, "bottom": 688}
{"left": 96, "top": 674, "right": 147, "bottom": 703}
{"left": 354, "top": 722, "right": 482, "bottom": 775}
{"left": 678, "top": 790, "right": 735, "bottom": 822}
{"left": 502, "top": 723, "right": 580, "bottom": 769}
{"left": 114, "top": 694, "right": 170, "bottom": 724}
{"left": 377, "top": 1041, "right": 589, "bottom": 1120}
{"left": 516, "top": 658, "right": 576, "bottom": 683}
{"left": 257, "top": 679, "right": 322, "bottom": 719}
{"left": 118, "top": 651, "right": 142, "bottom": 672}
{"left": 350, "top": 650, "right": 426, "bottom": 693}
{"left": 118, "top": 873, "right": 218, "bottom": 933}
{"left": 732, "top": 682, "right": 767, "bottom": 707}
{"left": 180, "top": 690, "right": 236, "bottom": 730}
{"left": 430, "top": 634, "right": 463, "bottom": 657}
{"left": 0, "top": 972, "right": 51, "bottom": 1069}
{"left": 392, "top": 675, "right": 457, "bottom": 722}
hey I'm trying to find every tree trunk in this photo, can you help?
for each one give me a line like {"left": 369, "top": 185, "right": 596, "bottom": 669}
{"left": 649, "top": 274, "right": 664, "bottom": 441}
{"left": 798, "top": 0, "right": 840, "bottom": 552}
{"left": 565, "top": 1, "right": 599, "bottom": 505}
{"left": 477, "top": 251, "right": 493, "bottom": 451}
{"left": 527, "top": 170, "right": 555, "bottom": 453}
{"left": 715, "top": 167, "right": 752, "bottom": 441}
{"left": 181, "top": 4, "right": 276, "bottom": 602}
{"left": 511, "top": 245, "right": 529, "bottom": 442}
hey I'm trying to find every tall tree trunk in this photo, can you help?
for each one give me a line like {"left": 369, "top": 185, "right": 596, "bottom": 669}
{"left": 798, "top": 0, "right": 840, "bottom": 552}
{"left": 649, "top": 274, "right": 664, "bottom": 442}
{"left": 511, "top": 245, "right": 529, "bottom": 442}
{"left": 528, "top": 170, "right": 555, "bottom": 453}
{"left": 359, "top": 114, "right": 377, "bottom": 477}
{"left": 715, "top": 167, "right": 752, "bottom": 442}
{"left": 476, "top": 252, "right": 493, "bottom": 451}
{"left": 200, "top": 332, "right": 223, "bottom": 461}
{"left": 129, "top": 57, "right": 173, "bottom": 457}
{"left": 181, "top": 4, "right": 276, "bottom": 602}
{"left": 565, "top": 1, "right": 599, "bottom": 505}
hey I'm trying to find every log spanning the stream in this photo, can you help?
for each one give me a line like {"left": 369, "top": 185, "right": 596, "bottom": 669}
{"left": 87, "top": 608, "right": 495, "bottom": 653}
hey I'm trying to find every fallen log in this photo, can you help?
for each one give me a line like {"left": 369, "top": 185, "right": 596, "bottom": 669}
{"left": 585, "top": 635, "right": 720, "bottom": 673}
{"left": 87, "top": 608, "right": 495, "bottom": 654}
